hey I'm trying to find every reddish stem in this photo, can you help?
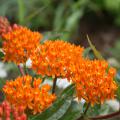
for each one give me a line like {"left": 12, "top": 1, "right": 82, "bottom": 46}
{"left": 89, "top": 111, "right": 120, "bottom": 120}
{"left": 18, "top": 65, "right": 25, "bottom": 76}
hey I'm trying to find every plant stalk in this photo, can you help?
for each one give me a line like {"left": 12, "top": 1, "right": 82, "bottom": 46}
{"left": 52, "top": 77, "right": 57, "bottom": 94}
{"left": 89, "top": 111, "right": 120, "bottom": 120}
{"left": 24, "top": 63, "right": 28, "bottom": 75}
{"left": 18, "top": 65, "right": 25, "bottom": 76}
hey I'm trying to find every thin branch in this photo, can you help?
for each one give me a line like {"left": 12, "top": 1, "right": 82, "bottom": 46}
{"left": 89, "top": 111, "right": 120, "bottom": 120}
{"left": 52, "top": 77, "right": 57, "bottom": 94}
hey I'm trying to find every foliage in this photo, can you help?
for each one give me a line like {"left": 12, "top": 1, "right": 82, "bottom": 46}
{"left": 110, "top": 40, "right": 120, "bottom": 61}
{"left": 0, "top": 4, "right": 120, "bottom": 119}
{"left": 1, "top": 0, "right": 120, "bottom": 41}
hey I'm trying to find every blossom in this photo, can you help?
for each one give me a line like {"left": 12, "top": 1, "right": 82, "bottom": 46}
{"left": 0, "top": 16, "right": 12, "bottom": 36}
{"left": 72, "top": 59, "right": 117, "bottom": 105}
{"left": 0, "top": 100, "right": 27, "bottom": 120}
{"left": 3, "top": 75, "right": 56, "bottom": 114}
{"left": 2, "top": 26, "right": 43, "bottom": 64}
{"left": 31, "top": 40, "right": 84, "bottom": 77}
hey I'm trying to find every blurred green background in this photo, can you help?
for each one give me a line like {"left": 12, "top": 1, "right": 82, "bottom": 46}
{"left": 1, "top": 0, "right": 120, "bottom": 54}
{"left": 1, "top": 0, "right": 120, "bottom": 118}
{"left": 0, "top": 0, "right": 120, "bottom": 76}
{"left": 0, "top": 0, "right": 120, "bottom": 74}
{"left": 1, "top": 0, "right": 120, "bottom": 80}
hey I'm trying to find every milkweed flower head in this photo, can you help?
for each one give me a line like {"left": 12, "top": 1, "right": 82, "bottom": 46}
{"left": 3, "top": 75, "right": 56, "bottom": 114}
{"left": 2, "top": 26, "right": 43, "bottom": 64}
{"left": 0, "top": 100, "right": 27, "bottom": 120}
{"left": 72, "top": 59, "right": 117, "bottom": 105}
{"left": 0, "top": 16, "right": 12, "bottom": 36}
{"left": 31, "top": 40, "right": 84, "bottom": 78}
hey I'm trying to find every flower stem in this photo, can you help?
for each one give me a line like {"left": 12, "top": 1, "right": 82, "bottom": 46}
{"left": 24, "top": 63, "right": 28, "bottom": 75}
{"left": 52, "top": 77, "right": 57, "bottom": 94}
{"left": 18, "top": 65, "right": 25, "bottom": 76}
{"left": 89, "top": 111, "right": 120, "bottom": 120}
{"left": 77, "top": 103, "right": 90, "bottom": 120}
{"left": 84, "top": 103, "right": 90, "bottom": 115}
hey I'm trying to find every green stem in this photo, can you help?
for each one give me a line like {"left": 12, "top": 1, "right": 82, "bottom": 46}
{"left": 77, "top": 103, "right": 90, "bottom": 120}
{"left": 84, "top": 103, "right": 90, "bottom": 115}
{"left": 52, "top": 77, "right": 57, "bottom": 94}
{"left": 24, "top": 63, "right": 28, "bottom": 75}
{"left": 17, "top": 0, "right": 25, "bottom": 25}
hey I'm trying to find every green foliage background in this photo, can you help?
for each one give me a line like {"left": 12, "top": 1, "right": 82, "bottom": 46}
{"left": 1, "top": 0, "right": 120, "bottom": 119}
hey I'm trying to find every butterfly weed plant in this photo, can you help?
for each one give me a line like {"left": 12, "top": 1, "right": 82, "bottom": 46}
{"left": 0, "top": 16, "right": 120, "bottom": 120}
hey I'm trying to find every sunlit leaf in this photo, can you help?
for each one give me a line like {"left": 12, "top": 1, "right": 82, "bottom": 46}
{"left": 59, "top": 101, "right": 83, "bottom": 120}
{"left": 116, "top": 84, "right": 120, "bottom": 101}
{"left": 30, "top": 83, "right": 74, "bottom": 120}
{"left": 87, "top": 35, "right": 104, "bottom": 60}
{"left": 83, "top": 47, "right": 91, "bottom": 58}
{"left": 0, "top": 51, "right": 4, "bottom": 59}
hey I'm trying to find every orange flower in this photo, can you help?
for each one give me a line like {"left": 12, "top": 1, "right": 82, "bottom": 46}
{"left": 72, "top": 59, "right": 117, "bottom": 105}
{"left": 0, "top": 100, "right": 27, "bottom": 120}
{"left": 0, "top": 16, "right": 12, "bottom": 36}
{"left": 2, "top": 26, "right": 43, "bottom": 64}
{"left": 31, "top": 40, "right": 84, "bottom": 77}
{"left": 3, "top": 75, "right": 56, "bottom": 114}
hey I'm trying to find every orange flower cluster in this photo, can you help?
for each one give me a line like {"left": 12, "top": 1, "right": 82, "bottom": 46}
{"left": 0, "top": 100, "right": 27, "bottom": 120}
{"left": 71, "top": 59, "right": 117, "bottom": 105}
{"left": 31, "top": 40, "right": 117, "bottom": 104}
{"left": 0, "top": 16, "right": 12, "bottom": 36}
{"left": 31, "top": 40, "right": 84, "bottom": 77}
{"left": 2, "top": 26, "right": 43, "bottom": 64}
{"left": 3, "top": 75, "right": 56, "bottom": 114}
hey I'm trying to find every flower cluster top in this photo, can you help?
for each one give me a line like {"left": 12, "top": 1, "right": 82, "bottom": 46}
{"left": 72, "top": 59, "right": 117, "bottom": 105}
{"left": 31, "top": 40, "right": 84, "bottom": 77}
{"left": 3, "top": 75, "right": 56, "bottom": 114}
{"left": 0, "top": 17, "right": 118, "bottom": 109}
{"left": 2, "top": 25, "right": 43, "bottom": 64}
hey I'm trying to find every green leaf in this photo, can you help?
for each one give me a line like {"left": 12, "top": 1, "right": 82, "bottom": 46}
{"left": 47, "top": 99, "right": 71, "bottom": 120}
{"left": 87, "top": 35, "right": 104, "bottom": 60}
{"left": 60, "top": 84, "right": 75, "bottom": 97}
{"left": 59, "top": 101, "right": 83, "bottom": 120}
{"left": 17, "top": 0, "right": 25, "bottom": 25}
{"left": 41, "top": 31, "right": 69, "bottom": 43}
{"left": 116, "top": 84, "right": 120, "bottom": 101}
{"left": 26, "top": 6, "right": 46, "bottom": 23}
{"left": 63, "top": 10, "right": 84, "bottom": 40}
{"left": 65, "top": 10, "right": 83, "bottom": 31}
{"left": 83, "top": 47, "right": 91, "bottom": 58}
{"left": 30, "top": 83, "right": 74, "bottom": 120}
{"left": 104, "top": 0, "right": 120, "bottom": 14}
{"left": 0, "top": 79, "right": 6, "bottom": 102}
{"left": 87, "top": 103, "right": 114, "bottom": 117}
{"left": 0, "top": 79, "right": 6, "bottom": 90}
{"left": 116, "top": 70, "right": 120, "bottom": 82}
{"left": 0, "top": 51, "right": 4, "bottom": 58}
{"left": 53, "top": 3, "right": 65, "bottom": 31}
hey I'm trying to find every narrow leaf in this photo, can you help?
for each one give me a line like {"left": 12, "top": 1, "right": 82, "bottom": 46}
{"left": 47, "top": 99, "right": 71, "bottom": 120}
{"left": 60, "top": 84, "right": 75, "bottom": 97}
{"left": 59, "top": 101, "right": 83, "bottom": 120}
{"left": 87, "top": 35, "right": 104, "bottom": 60}
{"left": 31, "top": 84, "right": 74, "bottom": 120}
{"left": 82, "top": 47, "right": 91, "bottom": 58}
